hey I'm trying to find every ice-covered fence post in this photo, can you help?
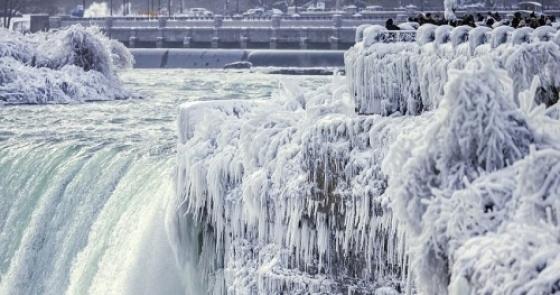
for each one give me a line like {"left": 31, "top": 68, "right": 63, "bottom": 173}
{"left": 212, "top": 28, "right": 219, "bottom": 48}
{"left": 330, "top": 14, "right": 342, "bottom": 49}
{"left": 158, "top": 16, "right": 168, "bottom": 28}
{"left": 213, "top": 15, "right": 223, "bottom": 48}
{"left": 271, "top": 14, "right": 281, "bottom": 28}
{"left": 450, "top": 25, "right": 471, "bottom": 50}
{"left": 355, "top": 24, "right": 371, "bottom": 43}
{"left": 270, "top": 30, "right": 277, "bottom": 49}
{"left": 129, "top": 28, "right": 137, "bottom": 48}
{"left": 240, "top": 27, "right": 249, "bottom": 49}
{"left": 183, "top": 28, "right": 192, "bottom": 48}
{"left": 512, "top": 27, "right": 534, "bottom": 45}
{"left": 213, "top": 14, "right": 224, "bottom": 28}
{"left": 270, "top": 15, "right": 281, "bottom": 49}
{"left": 532, "top": 26, "right": 556, "bottom": 42}
{"left": 332, "top": 13, "right": 342, "bottom": 28}
{"left": 491, "top": 26, "right": 513, "bottom": 48}
{"left": 299, "top": 27, "right": 309, "bottom": 49}
{"left": 156, "top": 17, "right": 167, "bottom": 48}
{"left": 104, "top": 17, "right": 113, "bottom": 38}
{"left": 468, "top": 26, "right": 491, "bottom": 55}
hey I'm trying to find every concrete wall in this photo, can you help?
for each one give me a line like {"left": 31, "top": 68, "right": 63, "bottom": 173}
{"left": 30, "top": 14, "right": 50, "bottom": 32}
{"left": 50, "top": 15, "right": 367, "bottom": 49}
{"left": 131, "top": 48, "right": 345, "bottom": 68}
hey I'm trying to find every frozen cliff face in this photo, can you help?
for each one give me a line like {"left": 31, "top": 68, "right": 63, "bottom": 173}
{"left": 174, "top": 24, "right": 560, "bottom": 295}
{"left": 174, "top": 80, "right": 422, "bottom": 294}
{"left": 0, "top": 25, "right": 133, "bottom": 104}
{"left": 345, "top": 25, "right": 560, "bottom": 115}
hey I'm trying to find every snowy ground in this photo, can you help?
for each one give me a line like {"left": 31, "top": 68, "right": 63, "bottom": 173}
{"left": 173, "top": 24, "right": 560, "bottom": 294}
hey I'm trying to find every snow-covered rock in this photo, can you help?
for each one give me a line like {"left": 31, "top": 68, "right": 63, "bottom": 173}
{"left": 0, "top": 25, "right": 133, "bottom": 104}
{"left": 173, "top": 24, "right": 560, "bottom": 295}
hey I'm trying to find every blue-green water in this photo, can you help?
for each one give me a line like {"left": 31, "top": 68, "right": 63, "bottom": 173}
{"left": 0, "top": 70, "right": 328, "bottom": 295}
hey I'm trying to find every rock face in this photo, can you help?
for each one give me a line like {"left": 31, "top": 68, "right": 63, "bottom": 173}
{"left": 0, "top": 25, "right": 133, "bottom": 104}
{"left": 172, "top": 25, "right": 560, "bottom": 294}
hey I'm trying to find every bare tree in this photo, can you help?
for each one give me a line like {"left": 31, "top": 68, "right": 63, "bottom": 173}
{"left": 1, "top": 0, "right": 25, "bottom": 29}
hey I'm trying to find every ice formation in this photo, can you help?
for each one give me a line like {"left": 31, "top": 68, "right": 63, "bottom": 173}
{"left": 346, "top": 25, "right": 560, "bottom": 115}
{"left": 172, "top": 24, "right": 560, "bottom": 294}
{"left": 0, "top": 25, "right": 133, "bottom": 104}
{"left": 444, "top": 0, "right": 457, "bottom": 21}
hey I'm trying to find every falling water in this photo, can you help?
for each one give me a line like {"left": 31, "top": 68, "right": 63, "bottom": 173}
{"left": 0, "top": 69, "right": 328, "bottom": 295}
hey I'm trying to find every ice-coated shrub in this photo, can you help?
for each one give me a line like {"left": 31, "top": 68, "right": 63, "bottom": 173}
{"left": 0, "top": 25, "right": 133, "bottom": 104}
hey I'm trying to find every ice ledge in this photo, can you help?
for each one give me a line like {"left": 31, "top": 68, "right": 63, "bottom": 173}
{"left": 178, "top": 100, "right": 261, "bottom": 144}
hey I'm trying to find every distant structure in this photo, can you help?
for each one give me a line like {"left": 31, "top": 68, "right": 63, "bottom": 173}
{"left": 20, "top": 0, "right": 560, "bottom": 16}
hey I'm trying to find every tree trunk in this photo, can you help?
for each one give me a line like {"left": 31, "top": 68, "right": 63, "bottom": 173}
{"left": 3, "top": 0, "right": 8, "bottom": 29}
{"left": 5, "top": 0, "right": 13, "bottom": 29}
{"left": 168, "top": 0, "right": 171, "bottom": 17}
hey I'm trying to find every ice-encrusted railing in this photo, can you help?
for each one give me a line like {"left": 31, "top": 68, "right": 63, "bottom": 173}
{"left": 172, "top": 24, "right": 560, "bottom": 295}
{"left": 346, "top": 24, "right": 560, "bottom": 115}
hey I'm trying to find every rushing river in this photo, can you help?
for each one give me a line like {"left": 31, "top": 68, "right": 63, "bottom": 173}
{"left": 0, "top": 70, "right": 329, "bottom": 295}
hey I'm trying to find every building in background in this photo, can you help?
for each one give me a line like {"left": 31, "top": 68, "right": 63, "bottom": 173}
{"left": 13, "top": 0, "right": 560, "bottom": 16}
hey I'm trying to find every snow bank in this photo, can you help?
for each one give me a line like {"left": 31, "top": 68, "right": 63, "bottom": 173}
{"left": 0, "top": 25, "right": 133, "bottom": 104}
{"left": 345, "top": 24, "right": 560, "bottom": 115}
{"left": 173, "top": 24, "right": 560, "bottom": 295}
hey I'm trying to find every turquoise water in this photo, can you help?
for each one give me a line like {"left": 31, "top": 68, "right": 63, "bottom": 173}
{"left": 0, "top": 70, "right": 329, "bottom": 295}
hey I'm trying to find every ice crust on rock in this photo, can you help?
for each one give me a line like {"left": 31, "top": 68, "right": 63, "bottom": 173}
{"left": 0, "top": 25, "right": 133, "bottom": 104}
{"left": 174, "top": 80, "right": 419, "bottom": 294}
{"left": 173, "top": 24, "right": 560, "bottom": 295}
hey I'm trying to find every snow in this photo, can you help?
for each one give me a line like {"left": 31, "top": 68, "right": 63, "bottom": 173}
{"left": 512, "top": 27, "right": 534, "bottom": 45}
{"left": 172, "top": 23, "right": 560, "bottom": 294}
{"left": 84, "top": 2, "right": 110, "bottom": 18}
{"left": 490, "top": 26, "right": 513, "bottom": 48}
{"left": 0, "top": 25, "right": 133, "bottom": 104}
{"left": 533, "top": 26, "right": 556, "bottom": 42}
{"left": 345, "top": 24, "right": 560, "bottom": 115}
{"left": 363, "top": 25, "right": 388, "bottom": 47}
{"left": 355, "top": 24, "right": 373, "bottom": 43}
{"left": 444, "top": 0, "right": 457, "bottom": 21}
{"left": 449, "top": 25, "right": 471, "bottom": 47}
{"left": 416, "top": 24, "right": 437, "bottom": 45}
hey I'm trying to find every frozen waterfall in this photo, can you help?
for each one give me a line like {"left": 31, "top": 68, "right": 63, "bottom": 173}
{"left": 173, "top": 24, "right": 560, "bottom": 294}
